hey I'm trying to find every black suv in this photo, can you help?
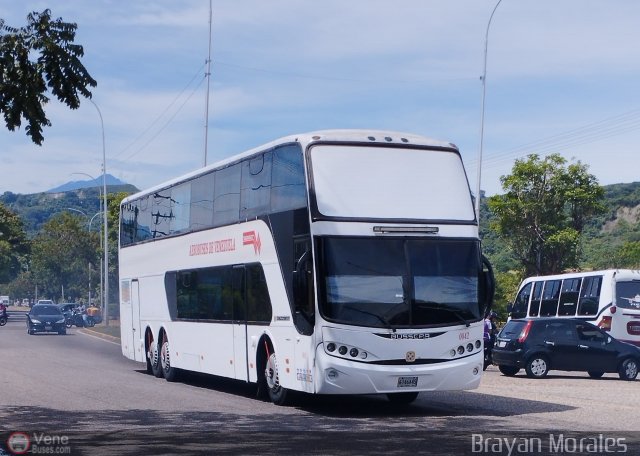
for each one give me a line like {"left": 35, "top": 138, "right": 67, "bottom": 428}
{"left": 492, "top": 318, "right": 640, "bottom": 380}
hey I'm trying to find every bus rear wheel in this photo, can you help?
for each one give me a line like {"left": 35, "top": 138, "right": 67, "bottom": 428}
{"left": 149, "top": 341, "right": 163, "bottom": 378}
{"left": 264, "top": 351, "right": 289, "bottom": 406}
{"left": 161, "top": 338, "right": 179, "bottom": 382}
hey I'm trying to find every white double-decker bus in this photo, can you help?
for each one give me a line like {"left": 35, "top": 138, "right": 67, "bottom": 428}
{"left": 119, "top": 130, "right": 494, "bottom": 405}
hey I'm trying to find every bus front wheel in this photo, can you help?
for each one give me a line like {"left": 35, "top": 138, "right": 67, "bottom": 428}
{"left": 264, "top": 351, "right": 289, "bottom": 406}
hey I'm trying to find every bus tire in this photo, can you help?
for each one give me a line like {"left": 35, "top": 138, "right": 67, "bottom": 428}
{"left": 150, "top": 342, "right": 163, "bottom": 378}
{"left": 525, "top": 355, "right": 549, "bottom": 378}
{"left": 588, "top": 371, "right": 604, "bottom": 379}
{"left": 386, "top": 392, "right": 419, "bottom": 405}
{"left": 161, "top": 339, "right": 179, "bottom": 382}
{"left": 618, "top": 358, "right": 639, "bottom": 381}
{"left": 265, "top": 350, "right": 289, "bottom": 406}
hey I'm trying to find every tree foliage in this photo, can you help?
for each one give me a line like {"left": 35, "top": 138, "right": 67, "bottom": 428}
{"left": 30, "top": 212, "right": 99, "bottom": 301}
{"left": 0, "top": 203, "right": 29, "bottom": 284}
{"left": 488, "top": 154, "right": 605, "bottom": 276}
{"left": 0, "top": 9, "right": 96, "bottom": 144}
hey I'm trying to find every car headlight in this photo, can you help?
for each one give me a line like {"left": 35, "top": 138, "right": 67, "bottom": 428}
{"left": 30, "top": 319, "right": 41, "bottom": 324}
{"left": 56, "top": 318, "right": 65, "bottom": 324}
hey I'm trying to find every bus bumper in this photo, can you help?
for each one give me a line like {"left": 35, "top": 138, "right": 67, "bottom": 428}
{"left": 314, "top": 349, "right": 483, "bottom": 394}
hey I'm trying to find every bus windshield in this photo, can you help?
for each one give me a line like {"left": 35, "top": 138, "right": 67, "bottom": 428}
{"left": 616, "top": 281, "right": 640, "bottom": 310}
{"left": 318, "top": 238, "right": 482, "bottom": 328}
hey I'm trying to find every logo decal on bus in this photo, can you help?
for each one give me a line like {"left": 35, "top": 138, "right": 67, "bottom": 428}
{"left": 375, "top": 332, "right": 445, "bottom": 339}
{"left": 243, "top": 231, "right": 262, "bottom": 255}
{"left": 189, "top": 239, "right": 236, "bottom": 256}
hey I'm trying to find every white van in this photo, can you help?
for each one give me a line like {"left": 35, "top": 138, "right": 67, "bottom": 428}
{"left": 509, "top": 269, "right": 640, "bottom": 347}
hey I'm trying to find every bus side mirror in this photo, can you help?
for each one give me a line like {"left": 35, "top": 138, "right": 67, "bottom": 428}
{"left": 506, "top": 303, "right": 513, "bottom": 313}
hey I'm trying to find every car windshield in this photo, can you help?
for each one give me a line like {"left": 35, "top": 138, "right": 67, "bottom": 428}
{"left": 31, "top": 305, "right": 62, "bottom": 316}
{"left": 616, "top": 281, "right": 640, "bottom": 310}
{"left": 318, "top": 237, "right": 482, "bottom": 328}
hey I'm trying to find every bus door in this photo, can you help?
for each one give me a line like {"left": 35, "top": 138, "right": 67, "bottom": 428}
{"left": 130, "top": 279, "right": 143, "bottom": 362}
{"left": 232, "top": 266, "right": 249, "bottom": 381}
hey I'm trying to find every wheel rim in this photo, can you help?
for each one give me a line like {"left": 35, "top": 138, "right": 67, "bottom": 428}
{"left": 150, "top": 343, "right": 159, "bottom": 367}
{"left": 265, "top": 353, "right": 280, "bottom": 391}
{"left": 530, "top": 358, "right": 547, "bottom": 376}
{"left": 625, "top": 360, "right": 638, "bottom": 378}
{"left": 161, "top": 341, "right": 170, "bottom": 371}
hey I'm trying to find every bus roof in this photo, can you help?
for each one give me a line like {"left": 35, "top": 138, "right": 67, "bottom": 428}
{"left": 122, "top": 129, "right": 457, "bottom": 205}
{"left": 520, "top": 269, "right": 640, "bottom": 283}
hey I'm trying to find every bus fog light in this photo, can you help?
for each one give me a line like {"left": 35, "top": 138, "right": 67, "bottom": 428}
{"left": 338, "top": 346, "right": 348, "bottom": 355}
{"left": 475, "top": 340, "right": 481, "bottom": 349}
{"left": 457, "top": 346, "right": 465, "bottom": 355}
{"left": 466, "top": 343, "right": 473, "bottom": 352}
{"left": 473, "top": 367, "right": 479, "bottom": 375}
{"left": 349, "top": 348, "right": 359, "bottom": 357}
{"left": 450, "top": 349, "right": 456, "bottom": 357}
{"left": 327, "top": 369, "right": 339, "bottom": 380}
{"left": 326, "top": 342, "right": 336, "bottom": 352}
{"left": 360, "top": 351, "right": 367, "bottom": 359}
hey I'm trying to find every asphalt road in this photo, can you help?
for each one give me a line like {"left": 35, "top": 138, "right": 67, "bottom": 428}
{"left": 1, "top": 314, "right": 639, "bottom": 455}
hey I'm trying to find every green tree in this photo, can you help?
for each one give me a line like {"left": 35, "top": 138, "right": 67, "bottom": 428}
{"left": 0, "top": 9, "right": 96, "bottom": 145}
{"left": 30, "top": 212, "right": 99, "bottom": 301}
{"left": 488, "top": 154, "right": 605, "bottom": 276}
{"left": 0, "top": 203, "right": 30, "bottom": 284}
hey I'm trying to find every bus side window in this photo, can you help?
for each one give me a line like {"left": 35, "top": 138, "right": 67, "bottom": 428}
{"left": 558, "top": 278, "right": 581, "bottom": 316}
{"left": 578, "top": 276, "right": 602, "bottom": 316}
{"left": 529, "top": 281, "right": 543, "bottom": 316}
{"left": 511, "top": 283, "right": 532, "bottom": 319}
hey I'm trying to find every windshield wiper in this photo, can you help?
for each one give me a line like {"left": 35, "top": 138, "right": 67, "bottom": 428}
{"left": 342, "top": 305, "right": 393, "bottom": 329}
{"left": 414, "top": 302, "right": 472, "bottom": 327}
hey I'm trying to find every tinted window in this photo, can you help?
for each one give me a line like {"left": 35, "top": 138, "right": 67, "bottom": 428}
{"left": 576, "top": 322, "right": 607, "bottom": 344}
{"left": 31, "top": 306, "right": 62, "bottom": 316}
{"left": 529, "top": 281, "right": 543, "bottom": 317}
{"left": 540, "top": 280, "right": 561, "bottom": 316}
{"left": 170, "top": 182, "right": 191, "bottom": 234}
{"left": 214, "top": 164, "right": 241, "bottom": 226}
{"left": 240, "top": 152, "right": 272, "bottom": 219}
{"left": 499, "top": 320, "right": 526, "bottom": 339}
{"left": 190, "top": 172, "right": 215, "bottom": 230}
{"left": 558, "top": 278, "right": 581, "bottom": 316}
{"left": 271, "top": 144, "right": 306, "bottom": 212}
{"left": 539, "top": 320, "right": 574, "bottom": 342}
{"left": 511, "top": 283, "right": 532, "bottom": 319}
{"left": 615, "top": 280, "right": 640, "bottom": 310}
{"left": 173, "top": 264, "right": 271, "bottom": 323}
{"left": 152, "top": 190, "right": 172, "bottom": 238}
{"left": 577, "top": 276, "right": 602, "bottom": 316}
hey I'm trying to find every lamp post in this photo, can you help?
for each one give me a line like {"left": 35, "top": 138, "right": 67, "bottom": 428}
{"left": 71, "top": 171, "right": 104, "bottom": 312}
{"left": 88, "top": 99, "right": 109, "bottom": 327}
{"left": 475, "top": 0, "right": 504, "bottom": 224}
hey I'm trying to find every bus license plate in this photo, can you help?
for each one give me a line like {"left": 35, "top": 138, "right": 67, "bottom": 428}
{"left": 397, "top": 376, "right": 418, "bottom": 388}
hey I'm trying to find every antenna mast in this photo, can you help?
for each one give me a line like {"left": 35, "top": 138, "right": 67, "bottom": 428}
{"left": 203, "top": 0, "right": 213, "bottom": 167}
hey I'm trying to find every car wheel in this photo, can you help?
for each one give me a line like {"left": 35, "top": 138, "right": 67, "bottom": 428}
{"left": 525, "top": 355, "right": 549, "bottom": 378}
{"left": 498, "top": 365, "right": 520, "bottom": 376}
{"left": 58, "top": 329, "right": 67, "bottom": 335}
{"left": 588, "top": 371, "right": 604, "bottom": 379}
{"left": 27, "top": 327, "right": 33, "bottom": 335}
{"left": 387, "top": 392, "right": 419, "bottom": 405}
{"left": 618, "top": 358, "right": 639, "bottom": 381}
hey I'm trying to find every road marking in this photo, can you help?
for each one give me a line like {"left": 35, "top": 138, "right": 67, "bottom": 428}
{"left": 79, "top": 330, "right": 121, "bottom": 346}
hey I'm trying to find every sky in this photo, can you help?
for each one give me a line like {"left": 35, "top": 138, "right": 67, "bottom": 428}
{"left": 1, "top": 0, "right": 639, "bottom": 197}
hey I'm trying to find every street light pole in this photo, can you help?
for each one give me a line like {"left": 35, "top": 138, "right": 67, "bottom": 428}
{"left": 89, "top": 99, "right": 109, "bottom": 327}
{"left": 476, "top": 0, "right": 503, "bottom": 224}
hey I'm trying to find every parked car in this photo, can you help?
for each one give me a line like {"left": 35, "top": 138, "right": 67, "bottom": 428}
{"left": 492, "top": 317, "right": 640, "bottom": 380}
{"left": 26, "top": 304, "right": 67, "bottom": 335}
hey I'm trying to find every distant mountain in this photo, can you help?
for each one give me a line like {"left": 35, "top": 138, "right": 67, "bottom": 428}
{"left": 47, "top": 174, "right": 127, "bottom": 193}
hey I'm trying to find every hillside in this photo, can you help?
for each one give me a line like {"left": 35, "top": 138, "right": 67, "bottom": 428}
{"left": 0, "top": 183, "right": 138, "bottom": 237}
